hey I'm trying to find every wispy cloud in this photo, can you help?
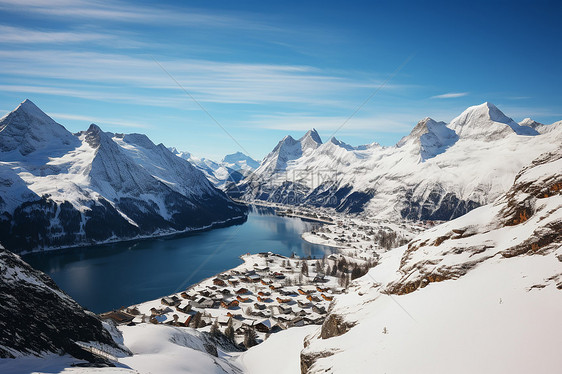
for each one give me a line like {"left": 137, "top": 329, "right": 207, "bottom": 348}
{"left": 431, "top": 92, "right": 469, "bottom": 99}
{"left": 0, "top": 50, "right": 398, "bottom": 108}
{"left": 0, "top": 25, "right": 111, "bottom": 44}
{"left": 50, "top": 112, "right": 152, "bottom": 129}
{"left": 0, "top": 0, "right": 276, "bottom": 31}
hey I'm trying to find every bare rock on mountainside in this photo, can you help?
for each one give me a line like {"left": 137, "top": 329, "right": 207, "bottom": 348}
{"left": 386, "top": 148, "right": 562, "bottom": 296}
{"left": 0, "top": 246, "right": 129, "bottom": 361}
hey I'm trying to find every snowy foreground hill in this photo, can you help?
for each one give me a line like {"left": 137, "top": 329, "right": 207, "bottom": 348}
{"left": 297, "top": 148, "right": 562, "bottom": 373}
{"left": 230, "top": 103, "right": 562, "bottom": 220}
{"left": 0, "top": 100, "right": 247, "bottom": 252}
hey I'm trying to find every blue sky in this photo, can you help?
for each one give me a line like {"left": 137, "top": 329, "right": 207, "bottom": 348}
{"left": 0, "top": 0, "right": 560, "bottom": 160}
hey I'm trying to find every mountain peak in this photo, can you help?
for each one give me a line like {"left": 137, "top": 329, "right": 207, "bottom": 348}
{"left": 300, "top": 128, "right": 322, "bottom": 144}
{"left": 0, "top": 99, "right": 77, "bottom": 157}
{"left": 397, "top": 117, "right": 457, "bottom": 160}
{"left": 449, "top": 102, "right": 538, "bottom": 139}
{"left": 8, "top": 99, "right": 53, "bottom": 124}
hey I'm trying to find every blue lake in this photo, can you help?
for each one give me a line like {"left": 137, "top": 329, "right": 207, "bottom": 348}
{"left": 23, "top": 206, "right": 335, "bottom": 313}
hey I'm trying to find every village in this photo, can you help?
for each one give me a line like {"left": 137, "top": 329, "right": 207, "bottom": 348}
{"left": 99, "top": 250, "right": 367, "bottom": 347}
{"left": 99, "top": 204, "right": 431, "bottom": 348}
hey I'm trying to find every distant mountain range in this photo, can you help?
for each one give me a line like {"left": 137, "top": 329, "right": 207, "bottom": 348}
{"left": 228, "top": 102, "right": 562, "bottom": 220}
{"left": 0, "top": 100, "right": 247, "bottom": 253}
{"left": 169, "top": 149, "right": 259, "bottom": 189}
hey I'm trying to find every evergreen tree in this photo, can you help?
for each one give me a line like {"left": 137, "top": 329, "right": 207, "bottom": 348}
{"left": 224, "top": 317, "right": 235, "bottom": 342}
{"left": 210, "top": 319, "right": 220, "bottom": 337}
{"left": 191, "top": 311, "right": 202, "bottom": 328}
{"left": 301, "top": 261, "right": 309, "bottom": 277}
{"left": 244, "top": 327, "right": 258, "bottom": 348}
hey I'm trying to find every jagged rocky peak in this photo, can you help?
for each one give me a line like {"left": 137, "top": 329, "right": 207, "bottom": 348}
{"left": 327, "top": 136, "right": 355, "bottom": 151}
{"left": 448, "top": 102, "right": 539, "bottom": 139}
{"left": 299, "top": 128, "right": 323, "bottom": 151}
{"left": 83, "top": 123, "right": 116, "bottom": 149}
{"left": 0, "top": 99, "right": 78, "bottom": 156}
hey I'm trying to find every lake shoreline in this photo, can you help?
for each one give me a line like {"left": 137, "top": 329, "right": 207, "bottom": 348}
{"left": 21, "top": 214, "right": 249, "bottom": 256}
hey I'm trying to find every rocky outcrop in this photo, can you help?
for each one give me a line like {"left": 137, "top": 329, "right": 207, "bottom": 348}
{"left": 320, "top": 314, "right": 356, "bottom": 339}
{"left": 0, "top": 246, "right": 129, "bottom": 361}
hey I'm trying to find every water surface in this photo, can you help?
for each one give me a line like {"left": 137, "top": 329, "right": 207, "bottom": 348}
{"left": 23, "top": 206, "right": 334, "bottom": 313}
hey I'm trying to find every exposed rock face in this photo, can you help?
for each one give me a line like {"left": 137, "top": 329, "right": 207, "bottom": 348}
{"left": 320, "top": 314, "right": 355, "bottom": 339}
{"left": 0, "top": 246, "right": 128, "bottom": 361}
{"left": 386, "top": 148, "right": 562, "bottom": 296}
{"left": 300, "top": 350, "right": 336, "bottom": 374}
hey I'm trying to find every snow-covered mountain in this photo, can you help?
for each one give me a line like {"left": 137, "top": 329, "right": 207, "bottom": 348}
{"left": 295, "top": 148, "right": 562, "bottom": 373}
{"left": 229, "top": 103, "right": 562, "bottom": 220}
{"left": 0, "top": 100, "right": 247, "bottom": 253}
{"left": 222, "top": 151, "right": 260, "bottom": 173}
{"left": 169, "top": 148, "right": 258, "bottom": 189}
{"left": 519, "top": 117, "right": 562, "bottom": 135}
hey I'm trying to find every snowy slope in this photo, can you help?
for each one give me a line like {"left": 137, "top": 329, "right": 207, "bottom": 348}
{"left": 0, "top": 100, "right": 247, "bottom": 252}
{"left": 230, "top": 103, "right": 561, "bottom": 220}
{"left": 293, "top": 148, "right": 562, "bottom": 373}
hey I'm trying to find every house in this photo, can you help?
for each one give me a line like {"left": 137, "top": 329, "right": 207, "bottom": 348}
{"left": 279, "top": 305, "right": 292, "bottom": 314}
{"left": 306, "top": 295, "right": 321, "bottom": 302}
{"left": 321, "top": 294, "right": 333, "bottom": 301}
{"left": 313, "top": 275, "right": 328, "bottom": 283}
{"left": 228, "top": 279, "right": 239, "bottom": 287}
{"left": 270, "top": 322, "right": 286, "bottom": 333}
{"left": 312, "top": 305, "right": 327, "bottom": 314}
{"left": 316, "top": 286, "right": 328, "bottom": 293}
{"left": 213, "top": 278, "right": 227, "bottom": 286}
{"left": 297, "top": 300, "right": 312, "bottom": 308}
{"left": 219, "top": 288, "right": 232, "bottom": 295}
{"left": 276, "top": 297, "right": 291, "bottom": 304}
{"left": 126, "top": 306, "right": 141, "bottom": 315}
{"left": 194, "top": 297, "right": 214, "bottom": 308}
{"left": 273, "top": 272, "right": 285, "bottom": 279}
{"left": 161, "top": 296, "right": 180, "bottom": 307}
{"left": 254, "top": 319, "right": 272, "bottom": 333}
{"left": 235, "top": 287, "right": 249, "bottom": 295}
{"left": 289, "top": 316, "right": 306, "bottom": 327}
{"left": 249, "top": 274, "right": 261, "bottom": 282}
{"left": 99, "top": 311, "right": 134, "bottom": 325}
{"left": 236, "top": 295, "right": 250, "bottom": 303}
{"left": 257, "top": 291, "right": 271, "bottom": 297}
{"left": 181, "top": 291, "right": 196, "bottom": 300}
{"left": 217, "top": 315, "right": 230, "bottom": 325}
{"left": 253, "top": 303, "right": 266, "bottom": 310}
{"left": 176, "top": 301, "right": 192, "bottom": 313}
{"left": 179, "top": 315, "right": 192, "bottom": 327}
{"left": 220, "top": 298, "right": 239, "bottom": 309}
{"left": 297, "top": 288, "right": 307, "bottom": 295}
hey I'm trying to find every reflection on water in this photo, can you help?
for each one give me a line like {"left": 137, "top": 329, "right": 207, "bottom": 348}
{"left": 23, "top": 206, "right": 335, "bottom": 313}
